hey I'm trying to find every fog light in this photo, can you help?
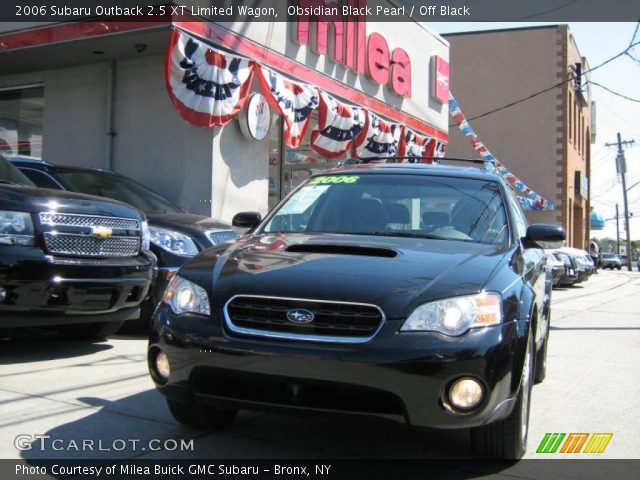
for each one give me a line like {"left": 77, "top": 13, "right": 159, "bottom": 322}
{"left": 155, "top": 350, "right": 170, "bottom": 381}
{"left": 0, "top": 287, "right": 6, "bottom": 302}
{"left": 448, "top": 377, "right": 484, "bottom": 411}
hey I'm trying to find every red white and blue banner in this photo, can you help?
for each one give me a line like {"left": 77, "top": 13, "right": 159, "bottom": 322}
{"left": 398, "top": 128, "right": 434, "bottom": 163}
{"left": 353, "top": 112, "right": 402, "bottom": 160}
{"left": 310, "top": 92, "right": 366, "bottom": 158}
{"left": 165, "top": 30, "right": 255, "bottom": 127}
{"left": 448, "top": 94, "right": 554, "bottom": 211}
{"left": 256, "top": 65, "right": 319, "bottom": 148}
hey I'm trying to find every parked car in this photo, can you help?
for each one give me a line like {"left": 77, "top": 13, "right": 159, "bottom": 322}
{"left": 148, "top": 160, "right": 565, "bottom": 459}
{"left": 9, "top": 157, "right": 237, "bottom": 330}
{"left": 546, "top": 250, "right": 575, "bottom": 287}
{"left": 619, "top": 254, "right": 629, "bottom": 268}
{"left": 0, "top": 153, "right": 154, "bottom": 339}
{"left": 600, "top": 252, "right": 622, "bottom": 270}
{"left": 558, "top": 247, "right": 593, "bottom": 283}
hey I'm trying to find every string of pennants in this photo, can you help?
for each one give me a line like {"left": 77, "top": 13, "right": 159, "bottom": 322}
{"left": 166, "top": 29, "right": 445, "bottom": 162}
{"left": 166, "top": 29, "right": 549, "bottom": 210}
{"left": 448, "top": 95, "right": 554, "bottom": 211}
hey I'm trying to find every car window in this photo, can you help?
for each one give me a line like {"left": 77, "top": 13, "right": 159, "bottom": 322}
{"left": 19, "top": 168, "right": 63, "bottom": 190}
{"left": 0, "top": 154, "right": 36, "bottom": 186}
{"left": 263, "top": 173, "right": 509, "bottom": 247}
{"left": 55, "top": 169, "right": 180, "bottom": 213}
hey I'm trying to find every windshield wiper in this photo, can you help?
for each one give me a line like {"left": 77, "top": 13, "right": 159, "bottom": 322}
{"left": 0, "top": 180, "right": 20, "bottom": 185}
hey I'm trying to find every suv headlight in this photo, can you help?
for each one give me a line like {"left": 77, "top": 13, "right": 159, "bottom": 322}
{"left": 141, "top": 220, "right": 150, "bottom": 250}
{"left": 162, "top": 275, "right": 210, "bottom": 315}
{"left": 400, "top": 292, "right": 502, "bottom": 336}
{"left": 149, "top": 226, "right": 198, "bottom": 256}
{"left": 0, "top": 210, "right": 35, "bottom": 246}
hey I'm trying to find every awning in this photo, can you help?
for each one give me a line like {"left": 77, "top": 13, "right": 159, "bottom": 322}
{"left": 590, "top": 210, "right": 605, "bottom": 230}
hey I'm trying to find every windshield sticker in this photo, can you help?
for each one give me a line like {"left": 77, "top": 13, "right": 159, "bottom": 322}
{"left": 308, "top": 175, "right": 360, "bottom": 185}
{"left": 278, "top": 185, "right": 330, "bottom": 215}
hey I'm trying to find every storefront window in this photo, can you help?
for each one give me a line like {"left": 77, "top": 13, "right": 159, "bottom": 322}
{"left": 0, "top": 86, "right": 44, "bottom": 159}
{"left": 268, "top": 110, "right": 350, "bottom": 210}
{"left": 281, "top": 111, "right": 346, "bottom": 198}
{"left": 268, "top": 113, "right": 284, "bottom": 211}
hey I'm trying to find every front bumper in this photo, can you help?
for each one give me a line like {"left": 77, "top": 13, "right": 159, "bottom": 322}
{"left": 149, "top": 304, "right": 529, "bottom": 429}
{"left": 0, "top": 245, "right": 153, "bottom": 328}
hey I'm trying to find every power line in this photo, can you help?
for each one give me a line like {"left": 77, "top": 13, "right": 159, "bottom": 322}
{"left": 590, "top": 81, "right": 640, "bottom": 103}
{"left": 450, "top": 32, "right": 640, "bottom": 126}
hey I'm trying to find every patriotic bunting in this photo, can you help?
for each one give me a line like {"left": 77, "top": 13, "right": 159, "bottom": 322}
{"left": 448, "top": 94, "right": 554, "bottom": 211}
{"left": 256, "top": 65, "right": 319, "bottom": 148}
{"left": 398, "top": 128, "right": 434, "bottom": 163}
{"left": 165, "top": 30, "right": 255, "bottom": 127}
{"left": 353, "top": 112, "right": 402, "bottom": 160}
{"left": 310, "top": 92, "right": 366, "bottom": 158}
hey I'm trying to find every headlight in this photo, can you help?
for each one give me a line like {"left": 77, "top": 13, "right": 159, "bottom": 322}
{"left": 162, "top": 275, "right": 210, "bottom": 315}
{"left": 400, "top": 292, "right": 502, "bottom": 336}
{"left": 0, "top": 210, "right": 35, "bottom": 246}
{"left": 149, "top": 226, "right": 198, "bottom": 256}
{"left": 141, "top": 220, "right": 150, "bottom": 250}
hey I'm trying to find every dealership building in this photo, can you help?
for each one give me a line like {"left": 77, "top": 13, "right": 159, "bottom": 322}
{"left": 443, "top": 25, "right": 594, "bottom": 249}
{"left": 0, "top": 8, "right": 450, "bottom": 221}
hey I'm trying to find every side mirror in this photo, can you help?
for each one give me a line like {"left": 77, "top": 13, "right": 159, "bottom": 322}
{"left": 232, "top": 211, "right": 262, "bottom": 229}
{"left": 523, "top": 224, "right": 566, "bottom": 249}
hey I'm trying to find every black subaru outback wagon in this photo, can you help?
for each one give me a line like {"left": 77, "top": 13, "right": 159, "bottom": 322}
{"left": 148, "top": 161, "right": 564, "bottom": 459}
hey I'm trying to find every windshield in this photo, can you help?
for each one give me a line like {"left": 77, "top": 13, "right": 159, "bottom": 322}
{"left": 55, "top": 169, "right": 180, "bottom": 213}
{"left": 0, "top": 154, "right": 36, "bottom": 186}
{"left": 263, "top": 173, "right": 509, "bottom": 246}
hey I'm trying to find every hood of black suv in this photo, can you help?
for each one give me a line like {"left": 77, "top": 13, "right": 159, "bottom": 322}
{"left": 0, "top": 184, "right": 143, "bottom": 220}
{"left": 146, "top": 211, "right": 232, "bottom": 234}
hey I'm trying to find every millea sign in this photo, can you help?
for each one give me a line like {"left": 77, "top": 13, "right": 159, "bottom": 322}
{"left": 294, "top": 0, "right": 415, "bottom": 98}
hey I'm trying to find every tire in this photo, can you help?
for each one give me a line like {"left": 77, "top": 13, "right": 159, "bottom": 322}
{"left": 117, "top": 298, "right": 154, "bottom": 335}
{"left": 58, "top": 320, "right": 125, "bottom": 341}
{"left": 167, "top": 398, "right": 237, "bottom": 429}
{"left": 471, "top": 334, "right": 534, "bottom": 459}
{"left": 534, "top": 331, "right": 548, "bottom": 384}
{"left": 617, "top": 266, "right": 621, "bottom": 270}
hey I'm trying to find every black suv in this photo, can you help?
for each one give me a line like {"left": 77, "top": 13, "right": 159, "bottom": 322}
{"left": 9, "top": 157, "right": 236, "bottom": 326}
{"left": 147, "top": 161, "right": 564, "bottom": 459}
{"left": 0, "top": 154, "right": 154, "bottom": 339}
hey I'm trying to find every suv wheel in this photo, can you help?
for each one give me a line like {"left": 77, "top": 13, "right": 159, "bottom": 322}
{"left": 58, "top": 321, "right": 125, "bottom": 341}
{"left": 117, "top": 298, "right": 154, "bottom": 335}
{"left": 471, "top": 333, "right": 534, "bottom": 459}
{"left": 534, "top": 326, "right": 549, "bottom": 384}
{"left": 167, "top": 398, "right": 237, "bottom": 429}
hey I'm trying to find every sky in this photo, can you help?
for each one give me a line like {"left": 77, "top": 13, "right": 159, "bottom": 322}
{"left": 430, "top": 22, "right": 640, "bottom": 242}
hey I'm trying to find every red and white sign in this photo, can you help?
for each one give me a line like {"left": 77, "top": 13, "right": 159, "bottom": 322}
{"left": 295, "top": 0, "right": 412, "bottom": 98}
{"left": 431, "top": 56, "right": 449, "bottom": 104}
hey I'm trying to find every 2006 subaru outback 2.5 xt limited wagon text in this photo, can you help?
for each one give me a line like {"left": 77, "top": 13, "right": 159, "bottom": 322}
{"left": 148, "top": 160, "right": 565, "bottom": 459}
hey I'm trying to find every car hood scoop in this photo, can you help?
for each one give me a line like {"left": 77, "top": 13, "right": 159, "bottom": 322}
{"left": 285, "top": 243, "right": 397, "bottom": 258}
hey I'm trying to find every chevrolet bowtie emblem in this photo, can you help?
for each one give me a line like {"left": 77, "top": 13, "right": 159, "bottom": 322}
{"left": 92, "top": 226, "right": 113, "bottom": 240}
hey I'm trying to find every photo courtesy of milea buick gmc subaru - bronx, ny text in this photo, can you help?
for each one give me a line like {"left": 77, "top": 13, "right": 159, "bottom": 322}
{"left": 147, "top": 160, "right": 565, "bottom": 459}
{"left": 0, "top": 153, "right": 154, "bottom": 340}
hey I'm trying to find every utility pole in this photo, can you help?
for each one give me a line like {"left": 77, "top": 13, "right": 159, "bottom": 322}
{"left": 616, "top": 203, "right": 620, "bottom": 254}
{"left": 605, "top": 133, "right": 635, "bottom": 271}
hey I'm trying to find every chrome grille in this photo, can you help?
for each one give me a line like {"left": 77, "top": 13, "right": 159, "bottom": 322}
{"left": 225, "top": 295, "right": 384, "bottom": 343}
{"left": 40, "top": 212, "right": 139, "bottom": 230}
{"left": 44, "top": 233, "right": 140, "bottom": 257}
{"left": 206, "top": 229, "right": 238, "bottom": 245}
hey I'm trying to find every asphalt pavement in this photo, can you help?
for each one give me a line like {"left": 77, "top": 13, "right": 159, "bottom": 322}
{"left": 1, "top": 270, "right": 638, "bottom": 465}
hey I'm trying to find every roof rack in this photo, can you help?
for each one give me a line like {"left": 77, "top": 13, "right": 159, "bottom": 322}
{"left": 340, "top": 156, "right": 497, "bottom": 172}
